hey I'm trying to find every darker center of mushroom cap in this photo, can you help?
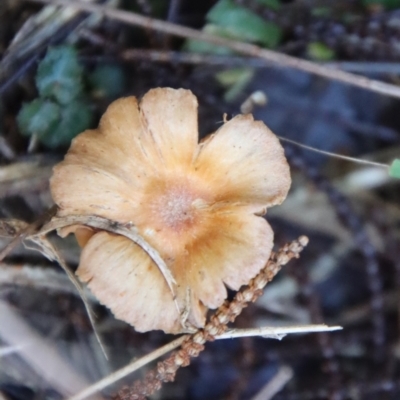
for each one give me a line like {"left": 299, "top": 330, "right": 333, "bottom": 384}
{"left": 159, "top": 184, "right": 196, "bottom": 227}
{"left": 142, "top": 175, "right": 212, "bottom": 236}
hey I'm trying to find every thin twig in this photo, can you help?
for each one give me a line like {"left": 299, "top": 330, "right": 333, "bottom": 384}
{"left": 278, "top": 136, "right": 389, "bottom": 169}
{"left": 25, "top": 0, "right": 400, "bottom": 100}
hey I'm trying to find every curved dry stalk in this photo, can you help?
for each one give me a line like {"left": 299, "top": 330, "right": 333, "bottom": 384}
{"left": 25, "top": 0, "right": 400, "bottom": 100}
{"left": 40, "top": 214, "right": 177, "bottom": 302}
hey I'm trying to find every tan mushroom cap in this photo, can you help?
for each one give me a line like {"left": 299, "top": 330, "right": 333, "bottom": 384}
{"left": 50, "top": 88, "right": 291, "bottom": 333}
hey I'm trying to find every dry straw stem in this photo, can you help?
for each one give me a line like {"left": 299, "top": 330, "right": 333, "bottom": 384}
{"left": 26, "top": 0, "right": 400, "bottom": 100}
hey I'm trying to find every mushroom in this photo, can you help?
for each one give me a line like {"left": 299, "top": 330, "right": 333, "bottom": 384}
{"left": 50, "top": 87, "right": 291, "bottom": 333}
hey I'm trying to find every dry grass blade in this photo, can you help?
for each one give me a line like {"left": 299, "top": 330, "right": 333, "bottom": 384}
{"left": 25, "top": 0, "right": 400, "bottom": 100}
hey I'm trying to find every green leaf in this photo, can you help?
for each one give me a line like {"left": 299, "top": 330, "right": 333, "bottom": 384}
{"left": 389, "top": 159, "right": 400, "bottom": 179}
{"left": 41, "top": 100, "right": 92, "bottom": 148}
{"left": 17, "top": 99, "right": 60, "bottom": 138}
{"left": 90, "top": 64, "right": 126, "bottom": 99}
{"left": 36, "top": 46, "right": 83, "bottom": 104}
{"left": 307, "top": 42, "right": 335, "bottom": 61}
{"left": 207, "top": 0, "right": 282, "bottom": 48}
